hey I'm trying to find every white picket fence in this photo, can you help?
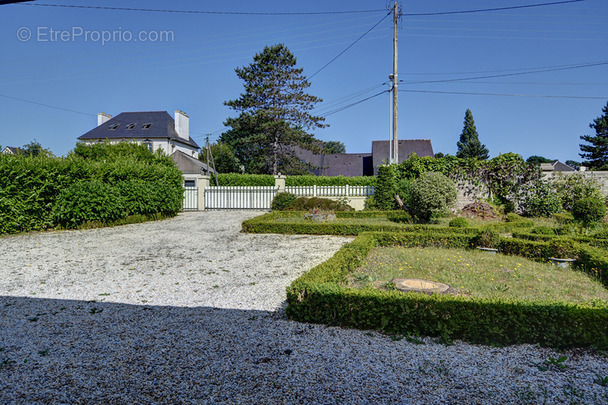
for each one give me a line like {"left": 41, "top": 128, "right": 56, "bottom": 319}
{"left": 285, "top": 185, "right": 374, "bottom": 197}
{"left": 205, "top": 186, "right": 278, "bottom": 209}
{"left": 204, "top": 185, "right": 374, "bottom": 210}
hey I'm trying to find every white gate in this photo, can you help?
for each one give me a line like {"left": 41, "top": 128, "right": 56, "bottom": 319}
{"left": 183, "top": 186, "right": 198, "bottom": 210}
{"left": 205, "top": 186, "right": 278, "bottom": 209}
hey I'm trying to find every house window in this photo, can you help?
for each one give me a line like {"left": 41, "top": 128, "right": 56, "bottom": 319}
{"left": 184, "top": 180, "right": 196, "bottom": 187}
{"left": 143, "top": 139, "right": 153, "bottom": 152}
{"left": 142, "top": 123, "right": 152, "bottom": 130}
{"left": 126, "top": 123, "right": 136, "bottom": 130}
{"left": 108, "top": 123, "right": 120, "bottom": 130}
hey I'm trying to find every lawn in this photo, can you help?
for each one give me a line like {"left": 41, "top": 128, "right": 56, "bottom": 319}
{"left": 346, "top": 246, "right": 608, "bottom": 305}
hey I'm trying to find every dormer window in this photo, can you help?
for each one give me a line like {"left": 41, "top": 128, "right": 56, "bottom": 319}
{"left": 108, "top": 123, "right": 120, "bottom": 130}
{"left": 142, "top": 123, "right": 152, "bottom": 130}
{"left": 126, "top": 123, "right": 136, "bottom": 130}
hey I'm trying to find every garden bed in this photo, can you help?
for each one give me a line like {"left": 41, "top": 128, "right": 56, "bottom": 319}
{"left": 284, "top": 231, "right": 608, "bottom": 349}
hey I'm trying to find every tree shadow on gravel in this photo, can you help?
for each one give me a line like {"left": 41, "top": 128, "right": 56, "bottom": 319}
{"left": 0, "top": 295, "right": 362, "bottom": 404}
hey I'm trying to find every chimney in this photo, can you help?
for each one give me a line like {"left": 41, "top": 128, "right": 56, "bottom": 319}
{"left": 174, "top": 110, "right": 189, "bottom": 141}
{"left": 97, "top": 112, "right": 112, "bottom": 126}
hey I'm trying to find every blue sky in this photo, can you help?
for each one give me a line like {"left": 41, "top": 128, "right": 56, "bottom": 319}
{"left": 1, "top": 0, "right": 607, "bottom": 163}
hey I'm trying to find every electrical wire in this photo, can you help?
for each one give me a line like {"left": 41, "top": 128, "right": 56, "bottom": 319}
{"left": 401, "top": 0, "right": 585, "bottom": 17}
{"left": 403, "top": 60, "right": 608, "bottom": 76}
{"left": 0, "top": 94, "right": 95, "bottom": 117}
{"left": 308, "top": 11, "right": 391, "bottom": 79}
{"left": 24, "top": 3, "right": 387, "bottom": 15}
{"left": 320, "top": 90, "right": 389, "bottom": 117}
{"left": 398, "top": 89, "right": 606, "bottom": 100}
{"left": 400, "top": 61, "right": 608, "bottom": 84}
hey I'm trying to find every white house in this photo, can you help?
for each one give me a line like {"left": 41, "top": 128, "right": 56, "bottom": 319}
{"left": 78, "top": 110, "right": 200, "bottom": 158}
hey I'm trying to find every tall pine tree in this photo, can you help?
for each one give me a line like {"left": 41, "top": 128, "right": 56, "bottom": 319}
{"left": 579, "top": 101, "right": 608, "bottom": 170}
{"left": 456, "top": 109, "right": 489, "bottom": 159}
{"left": 221, "top": 44, "right": 325, "bottom": 175}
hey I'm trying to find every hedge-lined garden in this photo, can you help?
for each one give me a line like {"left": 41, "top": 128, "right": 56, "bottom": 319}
{"left": 242, "top": 210, "right": 608, "bottom": 348}
{"left": 0, "top": 143, "right": 183, "bottom": 234}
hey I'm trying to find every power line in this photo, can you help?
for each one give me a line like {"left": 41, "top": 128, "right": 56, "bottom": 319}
{"left": 401, "top": 0, "right": 585, "bottom": 17}
{"left": 403, "top": 60, "right": 608, "bottom": 76}
{"left": 320, "top": 90, "right": 389, "bottom": 117}
{"left": 308, "top": 11, "right": 392, "bottom": 79}
{"left": 400, "top": 61, "right": 608, "bottom": 84}
{"left": 25, "top": 3, "right": 387, "bottom": 15}
{"left": 0, "top": 94, "right": 95, "bottom": 117}
{"left": 399, "top": 89, "right": 606, "bottom": 100}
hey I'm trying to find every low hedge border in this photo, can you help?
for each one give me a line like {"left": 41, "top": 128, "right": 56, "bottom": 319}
{"left": 512, "top": 231, "right": 608, "bottom": 249}
{"left": 286, "top": 231, "right": 608, "bottom": 349}
{"left": 242, "top": 211, "right": 534, "bottom": 236}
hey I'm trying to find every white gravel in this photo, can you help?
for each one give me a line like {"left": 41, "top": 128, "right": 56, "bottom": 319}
{"left": 1, "top": 210, "right": 607, "bottom": 404}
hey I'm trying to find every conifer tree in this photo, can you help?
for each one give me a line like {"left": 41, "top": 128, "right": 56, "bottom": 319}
{"left": 456, "top": 109, "right": 489, "bottom": 160}
{"left": 579, "top": 101, "right": 608, "bottom": 169}
{"left": 221, "top": 44, "right": 325, "bottom": 175}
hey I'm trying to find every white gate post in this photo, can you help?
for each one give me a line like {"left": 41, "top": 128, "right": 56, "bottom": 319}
{"left": 274, "top": 175, "right": 286, "bottom": 193}
{"left": 197, "top": 175, "right": 210, "bottom": 210}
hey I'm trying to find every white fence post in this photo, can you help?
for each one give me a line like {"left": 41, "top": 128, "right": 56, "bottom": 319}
{"left": 198, "top": 175, "right": 210, "bottom": 210}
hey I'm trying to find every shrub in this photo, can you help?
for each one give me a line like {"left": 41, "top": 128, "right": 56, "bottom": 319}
{"left": 449, "top": 217, "right": 468, "bottom": 228}
{"left": 552, "top": 173, "right": 603, "bottom": 211}
{"left": 572, "top": 197, "right": 607, "bottom": 227}
{"left": 530, "top": 226, "right": 556, "bottom": 235}
{"left": 271, "top": 192, "right": 297, "bottom": 211}
{"left": 514, "top": 180, "right": 562, "bottom": 217}
{"left": 475, "top": 228, "right": 500, "bottom": 248}
{"left": 506, "top": 212, "right": 523, "bottom": 222}
{"left": 287, "top": 197, "right": 354, "bottom": 212}
{"left": 373, "top": 165, "right": 398, "bottom": 210}
{"left": 548, "top": 239, "right": 578, "bottom": 259}
{"left": 52, "top": 181, "right": 125, "bottom": 227}
{"left": 387, "top": 211, "right": 414, "bottom": 224}
{"left": 409, "top": 172, "right": 457, "bottom": 222}
{"left": 216, "top": 173, "right": 274, "bottom": 186}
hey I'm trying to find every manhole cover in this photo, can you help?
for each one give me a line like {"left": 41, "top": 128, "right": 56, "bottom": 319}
{"left": 392, "top": 278, "right": 452, "bottom": 295}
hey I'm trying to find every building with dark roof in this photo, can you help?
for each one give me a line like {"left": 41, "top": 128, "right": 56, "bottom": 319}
{"left": 1, "top": 146, "right": 23, "bottom": 155}
{"left": 295, "top": 139, "right": 434, "bottom": 176}
{"left": 78, "top": 110, "right": 200, "bottom": 158}
{"left": 540, "top": 160, "right": 576, "bottom": 172}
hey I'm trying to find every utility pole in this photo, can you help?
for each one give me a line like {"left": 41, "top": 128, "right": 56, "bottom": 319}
{"left": 392, "top": 1, "right": 399, "bottom": 165}
{"left": 206, "top": 136, "right": 218, "bottom": 186}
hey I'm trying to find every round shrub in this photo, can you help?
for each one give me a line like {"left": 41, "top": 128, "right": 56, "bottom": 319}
{"left": 571, "top": 197, "right": 606, "bottom": 226}
{"left": 271, "top": 192, "right": 297, "bottom": 211}
{"left": 409, "top": 172, "right": 457, "bottom": 223}
{"left": 448, "top": 217, "right": 468, "bottom": 228}
{"left": 505, "top": 212, "right": 523, "bottom": 222}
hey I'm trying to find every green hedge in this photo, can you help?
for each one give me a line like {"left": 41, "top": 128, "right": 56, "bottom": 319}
{"left": 285, "top": 231, "right": 608, "bottom": 349}
{"left": 213, "top": 173, "right": 376, "bottom": 187}
{"left": 0, "top": 151, "right": 183, "bottom": 233}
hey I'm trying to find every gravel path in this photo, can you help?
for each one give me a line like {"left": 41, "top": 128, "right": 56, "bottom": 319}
{"left": 1, "top": 211, "right": 607, "bottom": 404}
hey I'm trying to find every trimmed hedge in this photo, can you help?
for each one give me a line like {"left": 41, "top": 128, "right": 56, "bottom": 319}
{"left": 285, "top": 231, "right": 608, "bottom": 349}
{"left": 214, "top": 173, "right": 376, "bottom": 187}
{"left": 0, "top": 150, "right": 183, "bottom": 233}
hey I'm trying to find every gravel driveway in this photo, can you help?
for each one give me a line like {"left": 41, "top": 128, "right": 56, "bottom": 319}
{"left": 1, "top": 211, "right": 607, "bottom": 404}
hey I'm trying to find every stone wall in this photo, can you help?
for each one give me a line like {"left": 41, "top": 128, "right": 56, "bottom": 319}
{"left": 543, "top": 171, "right": 608, "bottom": 195}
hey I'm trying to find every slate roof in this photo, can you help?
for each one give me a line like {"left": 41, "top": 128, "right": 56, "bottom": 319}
{"left": 540, "top": 160, "right": 575, "bottom": 172}
{"left": 294, "top": 139, "right": 434, "bottom": 177}
{"left": 78, "top": 111, "right": 200, "bottom": 149}
{"left": 372, "top": 139, "right": 434, "bottom": 175}
{"left": 171, "top": 150, "right": 215, "bottom": 175}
